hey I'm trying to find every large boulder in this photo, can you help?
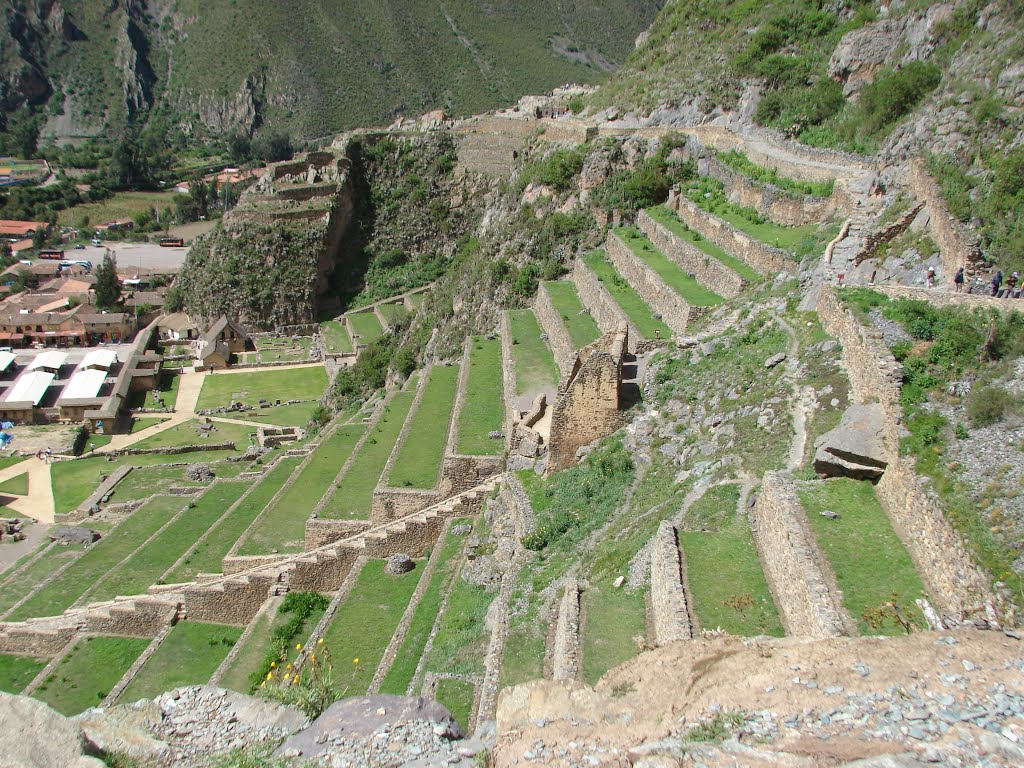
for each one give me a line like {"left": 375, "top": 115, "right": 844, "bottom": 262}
{"left": 813, "top": 403, "right": 890, "bottom": 480}
{"left": 0, "top": 692, "right": 106, "bottom": 768}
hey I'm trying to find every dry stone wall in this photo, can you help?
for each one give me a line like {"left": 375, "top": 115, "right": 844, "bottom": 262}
{"left": 571, "top": 259, "right": 635, "bottom": 343}
{"left": 908, "top": 159, "right": 984, "bottom": 278}
{"left": 751, "top": 473, "right": 848, "bottom": 639}
{"left": 853, "top": 202, "right": 925, "bottom": 266}
{"left": 637, "top": 210, "right": 746, "bottom": 298}
{"left": 304, "top": 520, "right": 371, "bottom": 550}
{"left": 872, "top": 284, "right": 1012, "bottom": 311}
{"left": 440, "top": 455, "right": 503, "bottom": 496}
{"left": 551, "top": 581, "right": 581, "bottom": 681}
{"left": 650, "top": 521, "right": 693, "bottom": 645}
{"left": 533, "top": 283, "right": 576, "bottom": 374}
{"left": 370, "top": 488, "right": 441, "bottom": 524}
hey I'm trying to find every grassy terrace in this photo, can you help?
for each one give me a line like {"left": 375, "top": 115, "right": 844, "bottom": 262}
{"left": 647, "top": 205, "right": 762, "bottom": 283}
{"left": 717, "top": 149, "right": 836, "bottom": 198}
{"left": 9, "top": 496, "right": 187, "bottom": 621}
{"left": 130, "top": 420, "right": 256, "bottom": 451}
{"left": 321, "top": 560, "right": 423, "bottom": 697}
{"left": 379, "top": 522, "right": 468, "bottom": 695}
{"left": 685, "top": 184, "right": 820, "bottom": 251}
{"left": 455, "top": 338, "right": 504, "bottom": 455}
{"left": 422, "top": 566, "right": 493, "bottom": 679}
{"left": 0, "top": 544, "right": 85, "bottom": 616}
{"left": 347, "top": 311, "right": 384, "bottom": 346}
{"left": 320, "top": 392, "right": 416, "bottom": 519}
{"left": 407, "top": 292, "right": 426, "bottom": 308}
{"left": 120, "top": 622, "right": 241, "bottom": 702}
{"left": 614, "top": 229, "right": 724, "bottom": 307}
{"left": 0, "top": 473, "right": 28, "bottom": 496}
{"left": 107, "top": 465, "right": 216, "bottom": 505}
{"left": 679, "top": 485, "right": 783, "bottom": 637}
{"left": 216, "top": 401, "right": 321, "bottom": 429}
{"left": 320, "top": 319, "right": 354, "bottom": 355}
{"left": 87, "top": 482, "right": 251, "bottom": 602}
{"left": 798, "top": 479, "right": 927, "bottom": 634}
{"left": 507, "top": 310, "right": 560, "bottom": 395}
{"left": 581, "top": 251, "right": 672, "bottom": 340}
{"left": 238, "top": 426, "right": 367, "bottom": 556}
{"left": 35, "top": 636, "right": 149, "bottom": 716}
{"left": 436, "top": 679, "right": 475, "bottom": 733}
{"left": 196, "top": 366, "right": 328, "bottom": 410}
{"left": 0, "top": 654, "right": 47, "bottom": 694}
{"left": 542, "top": 281, "right": 601, "bottom": 349}
{"left": 581, "top": 587, "right": 645, "bottom": 686}
{"left": 388, "top": 365, "right": 460, "bottom": 489}
{"left": 128, "top": 371, "right": 180, "bottom": 410}
{"left": 378, "top": 302, "right": 410, "bottom": 327}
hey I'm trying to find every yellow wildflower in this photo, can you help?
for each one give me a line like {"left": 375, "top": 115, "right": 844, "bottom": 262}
{"left": 353, "top": 657, "right": 359, "bottom": 664}
{"left": 295, "top": 644, "right": 302, "bottom": 651}
{"left": 318, "top": 638, "right": 324, "bottom": 645}
{"left": 270, "top": 662, "right": 276, "bottom": 668}
{"left": 266, "top": 672, "right": 273, "bottom": 680}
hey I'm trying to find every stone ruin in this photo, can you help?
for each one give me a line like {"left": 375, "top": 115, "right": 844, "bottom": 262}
{"left": 385, "top": 553, "right": 415, "bottom": 575}
{"left": 184, "top": 463, "right": 215, "bottom": 484}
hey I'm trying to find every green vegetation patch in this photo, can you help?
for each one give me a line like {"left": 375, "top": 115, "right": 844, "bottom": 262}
{"left": 542, "top": 281, "right": 602, "bottom": 348}
{"left": 581, "top": 251, "right": 672, "bottom": 340}
{"left": 455, "top": 338, "right": 504, "bottom": 456}
{"left": 388, "top": 365, "right": 460, "bottom": 489}
{"left": 646, "top": 206, "right": 761, "bottom": 283}
{"left": 35, "top": 636, "right": 149, "bottom": 716}
{"left": 378, "top": 302, "right": 410, "bottom": 327}
{"left": 0, "top": 544, "right": 85, "bottom": 617}
{"left": 422, "top": 575, "right": 494, "bottom": 679}
{"left": 799, "top": 479, "right": 927, "bottom": 634}
{"left": 435, "top": 678, "right": 475, "bottom": 734}
{"left": 320, "top": 319, "right": 354, "bottom": 355}
{"left": 346, "top": 312, "right": 384, "bottom": 346}
{"left": 216, "top": 401, "right": 323, "bottom": 429}
{"left": 581, "top": 587, "right": 645, "bottom": 685}
{"left": 196, "top": 367, "right": 328, "bottom": 410}
{"left": 320, "top": 392, "right": 415, "bottom": 519}
{"left": 320, "top": 560, "right": 422, "bottom": 697}
{"left": 0, "top": 653, "right": 47, "bottom": 694}
{"left": 128, "top": 372, "right": 180, "bottom": 410}
{"left": 248, "top": 592, "right": 329, "bottom": 692}
{"left": 0, "top": 473, "right": 28, "bottom": 496}
{"left": 507, "top": 310, "right": 561, "bottom": 396}
{"left": 614, "top": 229, "right": 724, "bottom": 307}
{"left": 119, "top": 622, "right": 241, "bottom": 702}
{"left": 130, "top": 420, "right": 256, "bottom": 451}
{"left": 717, "top": 150, "right": 835, "bottom": 198}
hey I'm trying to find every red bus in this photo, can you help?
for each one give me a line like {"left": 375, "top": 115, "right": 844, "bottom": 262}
{"left": 159, "top": 237, "right": 184, "bottom": 248}
{"left": 38, "top": 249, "right": 64, "bottom": 260}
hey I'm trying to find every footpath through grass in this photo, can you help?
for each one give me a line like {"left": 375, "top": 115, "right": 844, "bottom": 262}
{"left": 647, "top": 205, "right": 761, "bottom": 283}
{"left": 35, "top": 636, "right": 149, "bottom": 716}
{"left": 507, "top": 310, "right": 560, "bottom": 396}
{"left": 388, "top": 365, "right": 460, "bottom": 489}
{"left": 581, "top": 251, "right": 671, "bottom": 339}
{"left": 542, "top": 281, "right": 601, "bottom": 349}
{"left": 455, "top": 338, "right": 504, "bottom": 455}
{"left": 119, "top": 622, "right": 241, "bottom": 702}
{"left": 798, "top": 478, "right": 927, "bottom": 634}
{"left": 321, "top": 392, "right": 416, "bottom": 519}
{"left": 0, "top": 653, "right": 47, "bottom": 694}
{"left": 346, "top": 311, "right": 384, "bottom": 345}
{"left": 196, "top": 366, "right": 328, "bottom": 410}
{"left": 320, "top": 560, "right": 423, "bottom": 697}
{"left": 614, "top": 229, "right": 724, "bottom": 307}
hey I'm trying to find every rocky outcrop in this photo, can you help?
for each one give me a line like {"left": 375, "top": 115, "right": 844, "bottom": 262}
{"left": 813, "top": 403, "right": 891, "bottom": 481}
{"left": 0, "top": 692, "right": 105, "bottom": 768}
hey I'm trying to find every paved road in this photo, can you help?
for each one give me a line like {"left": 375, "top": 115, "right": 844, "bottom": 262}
{"left": 61, "top": 241, "right": 190, "bottom": 272}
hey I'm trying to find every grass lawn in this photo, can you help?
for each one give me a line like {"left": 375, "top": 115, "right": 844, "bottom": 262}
{"left": 215, "top": 401, "right": 321, "bottom": 429}
{"left": 56, "top": 191, "right": 177, "bottom": 227}
{"left": 130, "top": 420, "right": 256, "bottom": 451}
{"left": 190, "top": 456, "right": 303, "bottom": 566}
{"left": 647, "top": 206, "right": 762, "bottom": 283}
{"left": 319, "top": 393, "right": 416, "bottom": 520}
{"left": 107, "top": 464, "right": 209, "bottom": 504}
{"left": 87, "top": 481, "right": 250, "bottom": 602}
{"left": 346, "top": 311, "right": 384, "bottom": 345}
{"left": 435, "top": 678, "right": 475, "bottom": 733}
{"left": 130, "top": 417, "right": 169, "bottom": 434}
{"left": 128, "top": 372, "right": 180, "bottom": 410}
{"left": 507, "top": 310, "right": 561, "bottom": 396}
{"left": 379, "top": 522, "right": 468, "bottom": 695}
{"left": 196, "top": 367, "right": 328, "bottom": 410}
{"left": 0, "top": 456, "right": 25, "bottom": 472}
{"left": 9, "top": 496, "right": 185, "bottom": 621}
{"left": 321, "top": 560, "right": 423, "bottom": 697}
{"left": 679, "top": 485, "right": 783, "bottom": 637}
{"left": 581, "top": 587, "right": 646, "bottom": 685}
{"left": 238, "top": 426, "right": 367, "bottom": 556}
{"left": 0, "top": 473, "right": 28, "bottom": 496}
{"left": 422, "top": 573, "right": 493, "bottom": 678}
{"left": 614, "top": 229, "right": 724, "bottom": 306}
{"left": 455, "top": 338, "right": 504, "bottom": 455}
{"left": 0, "top": 544, "right": 85, "bottom": 617}
{"left": 687, "top": 192, "right": 820, "bottom": 251}
{"left": 256, "top": 337, "right": 312, "bottom": 364}
{"left": 0, "top": 653, "right": 47, "bottom": 694}
{"left": 119, "top": 622, "right": 241, "bottom": 703}
{"left": 408, "top": 292, "right": 426, "bottom": 308}
{"left": 378, "top": 302, "right": 410, "bottom": 327}
{"left": 581, "top": 251, "right": 672, "bottom": 340}
{"left": 799, "top": 478, "right": 927, "bottom": 634}
{"left": 542, "top": 281, "right": 601, "bottom": 349}
{"left": 35, "top": 636, "right": 149, "bottom": 716}
{"left": 320, "top": 320, "right": 353, "bottom": 355}
{"left": 388, "top": 365, "right": 460, "bottom": 489}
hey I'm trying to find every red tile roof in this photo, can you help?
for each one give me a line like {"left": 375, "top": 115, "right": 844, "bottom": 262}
{"left": 0, "top": 220, "right": 47, "bottom": 237}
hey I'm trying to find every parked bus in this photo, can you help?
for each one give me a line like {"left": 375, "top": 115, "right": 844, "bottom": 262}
{"left": 38, "top": 249, "right": 64, "bottom": 260}
{"left": 159, "top": 237, "right": 184, "bottom": 248}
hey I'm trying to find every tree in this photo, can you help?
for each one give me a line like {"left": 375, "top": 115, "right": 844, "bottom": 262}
{"left": 93, "top": 252, "right": 121, "bottom": 309}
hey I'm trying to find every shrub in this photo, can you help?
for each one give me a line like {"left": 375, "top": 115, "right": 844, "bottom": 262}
{"left": 966, "top": 385, "right": 1019, "bottom": 427}
{"left": 857, "top": 62, "right": 941, "bottom": 136}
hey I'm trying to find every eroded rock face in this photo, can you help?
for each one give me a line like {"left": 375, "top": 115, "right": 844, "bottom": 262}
{"left": 0, "top": 692, "right": 106, "bottom": 768}
{"left": 813, "top": 402, "right": 890, "bottom": 480}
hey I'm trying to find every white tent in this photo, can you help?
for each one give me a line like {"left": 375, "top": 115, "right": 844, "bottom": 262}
{"left": 4, "top": 371, "right": 55, "bottom": 406}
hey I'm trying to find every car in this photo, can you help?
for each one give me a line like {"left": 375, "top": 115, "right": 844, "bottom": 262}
{"left": 0, "top": 347, "right": 11, "bottom": 354}
{"left": 91, "top": 238, "right": 102, "bottom": 246}
{"left": 74, "top": 243, "right": 85, "bottom": 250}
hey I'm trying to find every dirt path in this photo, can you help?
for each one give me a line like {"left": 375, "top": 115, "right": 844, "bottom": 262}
{"left": 774, "top": 315, "right": 815, "bottom": 473}
{"left": 0, "top": 457, "right": 54, "bottom": 524}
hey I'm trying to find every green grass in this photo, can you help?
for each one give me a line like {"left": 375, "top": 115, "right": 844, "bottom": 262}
{"left": 320, "top": 319, "right": 354, "bottom": 355}
{"left": 581, "top": 251, "right": 672, "bottom": 340}
{"left": 679, "top": 485, "right": 783, "bottom": 637}
{"left": 86, "top": 482, "right": 250, "bottom": 602}
{"left": 238, "top": 426, "right": 367, "bottom": 556}
{"left": 320, "top": 392, "right": 415, "bottom": 520}
{"left": 106, "top": 464, "right": 207, "bottom": 504}
{"left": 422, "top": 572, "right": 494, "bottom": 678}
{"left": 0, "top": 473, "right": 28, "bottom": 496}
{"left": 34, "top": 636, "right": 149, "bottom": 716}
{"left": 128, "top": 372, "right": 181, "bottom": 410}
{"left": 717, "top": 150, "right": 836, "bottom": 198}
{"left": 346, "top": 311, "right": 384, "bottom": 346}
{"left": 377, "top": 302, "right": 410, "bottom": 327}
{"left": 215, "top": 401, "right": 322, "bottom": 428}
{"left": 0, "top": 456, "right": 25, "bottom": 472}
{"left": 9, "top": 495, "right": 188, "bottom": 620}
{"left": 255, "top": 336, "right": 313, "bottom": 364}
{"left": 130, "top": 420, "right": 256, "bottom": 451}
{"left": 798, "top": 478, "right": 927, "bottom": 634}
{"left": 614, "top": 229, "right": 724, "bottom": 306}
{"left": 129, "top": 417, "right": 169, "bottom": 434}
{"left": 581, "top": 586, "right": 645, "bottom": 685}
{"left": 388, "top": 365, "right": 460, "bottom": 489}
{"left": 435, "top": 678, "right": 475, "bottom": 733}
{"left": 647, "top": 206, "right": 761, "bottom": 283}
{"left": 55, "top": 191, "right": 177, "bottom": 227}
{"left": 119, "top": 622, "right": 241, "bottom": 703}
{"left": 0, "top": 654, "right": 47, "bottom": 694}
{"left": 0, "top": 544, "right": 86, "bottom": 616}
{"left": 507, "top": 310, "right": 561, "bottom": 396}
{"left": 196, "top": 367, "right": 328, "bottom": 410}
{"left": 407, "top": 292, "right": 426, "bottom": 308}
{"left": 379, "top": 523, "right": 468, "bottom": 695}
{"left": 685, "top": 187, "right": 821, "bottom": 251}
{"left": 542, "top": 281, "right": 602, "bottom": 349}
{"left": 455, "top": 337, "right": 504, "bottom": 455}
{"left": 320, "top": 560, "right": 422, "bottom": 697}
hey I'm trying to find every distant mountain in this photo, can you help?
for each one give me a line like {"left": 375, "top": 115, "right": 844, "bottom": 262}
{"left": 1, "top": 0, "right": 662, "bottom": 141}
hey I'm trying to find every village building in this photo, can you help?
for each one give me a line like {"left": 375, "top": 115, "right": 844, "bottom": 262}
{"left": 0, "top": 220, "right": 48, "bottom": 243}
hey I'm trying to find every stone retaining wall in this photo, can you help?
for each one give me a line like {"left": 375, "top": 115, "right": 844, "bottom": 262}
{"left": 304, "top": 519, "right": 371, "bottom": 550}
{"left": 605, "top": 231, "right": 707, "bottom": 335}
{"left": 74, "top": 465, "right": 134, "bottom": 516}
{"left": 853, "top": 202, "right": 925, "bottom": 266}
{"left": 440, "top": 455, "right": 503, "bottom": 497}
{"left": 873, "top": 284, "right": 1014, "bottom": 311}
{"left": 571, "top": 258, "right": 636, "bottom": 344}
{"left": 908, "top": 159, "right": 984, "bottom": 279}
{"left": 751, "top": 473, "right": 848, "bottom": 638}
{"left": 533, "top": 282, "right": 576, "bottom": 374}
{"left": 551, "top": 581, "right": 580, "bottom": 681}
{"left": 668, "top": 194, "right": 790, "bottom": 275}
{"left": 102, "top": 621, "right": 176, "bottom": 706}
{"left": 650, "top": 521, "right": 693, "bottom": 645}
{"left": 102, "top": 441, "right": 236, "bottom": 458}
{"left": 637, "top": 209, "right": 746, "bottom": 298}
{"left": 370, "top": 488, "right": 441, "bottom": 524}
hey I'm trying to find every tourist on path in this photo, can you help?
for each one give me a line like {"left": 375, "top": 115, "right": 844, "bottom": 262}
{"left": 991, "top": 270, "right": 1003, "bottom": 296}
{"left": 954, "top": 267, "right": 964, "bottom": 292}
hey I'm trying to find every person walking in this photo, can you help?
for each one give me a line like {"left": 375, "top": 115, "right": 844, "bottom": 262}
{"left": 1007, "top": 272, "right": 1019, "bottom": 298}
{"left": 926, "top": 266, "right": 936, "bottom": 288}
{"left": 992, "top": 270, "right": 1003, "bottom": 297}
{"left": 954, "top": 267, "right": 964, "bottom": 292}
